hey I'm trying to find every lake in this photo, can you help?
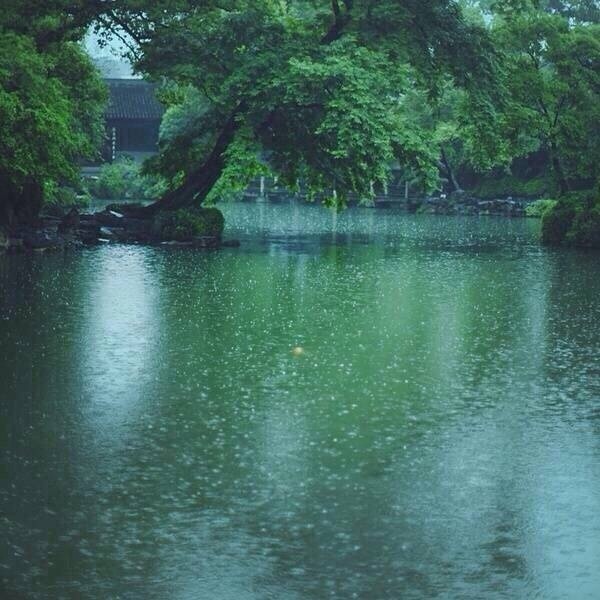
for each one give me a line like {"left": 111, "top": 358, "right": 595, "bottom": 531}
{"left": 1, "top": 203, "right": 599, "bottom": 599}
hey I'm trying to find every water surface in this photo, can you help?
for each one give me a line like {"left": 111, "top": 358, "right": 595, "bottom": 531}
{"left": 1, "top": 204, "right": 599, "bottom": 599}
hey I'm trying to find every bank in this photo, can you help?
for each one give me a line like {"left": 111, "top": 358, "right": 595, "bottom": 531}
{"left": 0, "top": 205, "right": 237, "bottom": 253}
{"left": 2, "top": 189, "right": 599, "bottom": 253}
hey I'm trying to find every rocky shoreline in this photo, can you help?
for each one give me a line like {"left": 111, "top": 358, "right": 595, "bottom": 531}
{"left": 414, "top": 193, "right": 528, "bottom": 217}
{"left": 0, "top": 207, "right": 240, "bottom": 253}
{"left": 1, "top": 196, "right": 537, "bottom": 253}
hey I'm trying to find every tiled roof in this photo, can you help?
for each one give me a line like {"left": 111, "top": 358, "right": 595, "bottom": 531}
{"left": 105, "top": 79, "right": 164, "bottom": 120}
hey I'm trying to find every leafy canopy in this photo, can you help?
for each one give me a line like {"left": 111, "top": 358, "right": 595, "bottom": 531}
{"left": 103, "top": 0, "right": 498, "bottom": 205}
{"left": 458, "top": 1, "right": 600, "bottom": 190}
{"left": 0, "top": 2, "right": 106, "bottom": 219}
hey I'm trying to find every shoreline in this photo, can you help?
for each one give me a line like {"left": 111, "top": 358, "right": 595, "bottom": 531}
{"left": 0, "top": 198, "right": 536, "bottom": 254}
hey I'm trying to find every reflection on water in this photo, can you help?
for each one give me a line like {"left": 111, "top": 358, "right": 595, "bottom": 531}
{"left": 1, "top": 205, "right": 600, "bottom": 599}
{"left": 77, "top": 247, "right": 162, "bottom": 449}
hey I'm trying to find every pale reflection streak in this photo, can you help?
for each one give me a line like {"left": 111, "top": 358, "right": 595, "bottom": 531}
{"left": 526, "top": 436, "right": 600, "bottom": 599}
{"left": 379, "top": 260, "right": 554, "bottom": 596}
{"left": 78, "top": 247, "right": 161, "bottom": 446}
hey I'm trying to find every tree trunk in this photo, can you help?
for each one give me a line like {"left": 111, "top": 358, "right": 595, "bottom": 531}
{"left": 139, "top": 108, "right": 242, "bottom": 216}
{"left": 440, "top": 146, "right": 462, "bottom": 193}
{"left": 549, "top": 141, "right": 569, "bottom": 195}
{"left": 0, "top": 175, "right": 43, "bottom": 228}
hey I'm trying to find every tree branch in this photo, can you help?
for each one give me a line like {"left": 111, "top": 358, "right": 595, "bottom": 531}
{"left": 321, "top": 0, "right": 351, "bottom": 44}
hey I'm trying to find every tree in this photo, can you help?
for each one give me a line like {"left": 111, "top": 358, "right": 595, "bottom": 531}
{"left": 0, "top": 3, "right": 106, "bottom": 226}
{"left": 458, "top": 2, "right": 600, "bottom": 193}
{"left": 400, "top": 82, "right": 470, "bottom": 193}
{"left": 497, "top": 12, "right": 598, "bottom": 192}
{"left": 99, "top": 1, "right": 497, "bottom": 213}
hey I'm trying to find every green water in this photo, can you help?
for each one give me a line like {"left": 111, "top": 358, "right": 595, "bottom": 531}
{"left": 1, "top": 204, "right": 599, "bottom": 599}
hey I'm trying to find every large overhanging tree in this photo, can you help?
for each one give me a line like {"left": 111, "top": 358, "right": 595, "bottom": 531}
{"left": 99, "top": 0, "right": 497, "bottom": 213}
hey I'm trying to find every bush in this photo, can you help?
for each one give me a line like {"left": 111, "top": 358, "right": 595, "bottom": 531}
{"left": 541, "top": 188, "right": 600, "bottom": 247}
{"left": 86, "top": 158, "right": 166, "bottom": 200}
{"left": 566, "top": 206, "right": 600, "bottom": 248}
{"left": 525, "top": 198, "right": 557, "bottom": 218}
{"left": 153, "top": 207, "right": 225, "bottom": 241}
{"left": 471, "top": 174, "right": 552, "bottom": 199}
{"left": 42, "top": 182, "right": 90, "bottom": 217}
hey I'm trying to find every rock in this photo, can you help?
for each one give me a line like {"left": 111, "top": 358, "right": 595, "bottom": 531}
{"left": 99, "top": 227, "right": 118, "bottom": 240}
{"left": 105, "top": 202, "right": 146, "bottom": 216}
{"left": 448, "top": 189, "right": 468, "bottom": 201}
{"left": 160, "top": 240, "right": 194, "bottom": 247}
{"left": 120, "top": 217, "right": 153, "bottom": 234}
{"left": 108, "top": 227, "right": 135, "bottom": 242}
{"left": 22, "top": 229, "right": 63, "bottom": 250}
{"left": 76, "top": 215, "right": 100, "bottom": 242}
{"left": 193, "top": 236, "right": 220, "bottom": 248}
{"left": 77, "top": 228, "right": 100, "bottom": 244}
{"left": 40, "top": 216, "right": 62, "bottom": 227}
{"left": 58, "top": 207, "right": 80, "bottom": 232}
{"left": 159, "top": 236, "right": 221, "bottom": 249}
{"left": 7, "top": 237, "right": 24, "bottom": 251}
{"left": 96, "top": 209, "right": 125, "bottom": 227}
{"left": 92, "top": 209, "right": 153, "bottom": 239}
{"left": 221, "top": 239, "right": 241, "bottom": 248}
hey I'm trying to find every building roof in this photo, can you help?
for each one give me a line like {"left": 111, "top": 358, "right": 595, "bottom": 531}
{"left": 105, "top": 79, "right": 164, "bottom": 120}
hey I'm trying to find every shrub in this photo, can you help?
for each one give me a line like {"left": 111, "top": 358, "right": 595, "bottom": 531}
{"left": 42, "top": 182, "right": 90, "bottom": 217}
{"left": 525, "top": 198, "right": 557, "bottom": 218}
{"left": 86, "top": 158, "right": 166, "bottom": 200}
{"left": 153, "top": 207, "right": 225, "bottom": 241}
{"left": 566, "top": 206, "right": 600, "bottom": 248}
{"left": 541, "top": 188, "right": 600, "bottom": 247}
{"left": 541, "top": 203, "right": 576, "bottom": 245}
{"left": 471, "top": 174, "right": 552, "bottom": 199}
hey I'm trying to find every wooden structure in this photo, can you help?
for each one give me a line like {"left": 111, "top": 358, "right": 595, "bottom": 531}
{"left": 104, "top": 79, "right": 164, "bottom": 163}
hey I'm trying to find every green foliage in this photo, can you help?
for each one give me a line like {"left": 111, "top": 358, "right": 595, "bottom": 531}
{"left": 43, "top": 181, "right": 90, "bottom": 217}
{"left": 541, "top": 189, "right": 600, "bottom": 246}
{"left": 2, "top": 0, "right": 597, "bottom": 238}
{"left": 525, "top": 198, "right": 557, "bottom": 217}
{"left": 541, "top": 202, "right": 576, "bottom": 245}
{"left": 567, "top": 205, "right": 600, "bottom": 247}
{"left": 154, "top": 207, "right": 225, "bottom": 241}
{"left": 113, "top": 0, "right": 497, "bottom": 208}
{"left": 87, "top": 158, "right": 167, "bottom": 200}
{"left": 464, "top": 7, "right": 600, "bottom": 190}
{"left": 0, "top": 6, "right": 106, "bottom": 223}
{"left": 472, "top": 173, "right": 552, "bottom": 198}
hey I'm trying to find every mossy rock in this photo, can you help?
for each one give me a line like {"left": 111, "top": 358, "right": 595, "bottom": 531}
{"left": 525, "top": 198, "right": 557, "bottom": 218}
{"left": 541, "top": 203, "right": 576, "bottom": 245}
{"left": 566, "top": 207, "right": 600, "bottom": 248}
{"left": 541, "top": 188, "right": 600, "bottom": 247}
{"left": 153, "top": 207, "right": 225, "bottom": 241}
